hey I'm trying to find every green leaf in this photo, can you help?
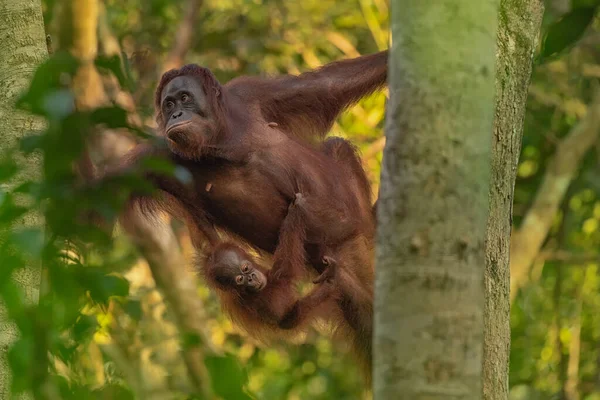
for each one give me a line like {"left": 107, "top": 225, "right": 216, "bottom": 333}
{"left": 90, "top": 106, "right": 129, "bottom": 129}
{"left": 19, "top": 133, "right": 45, "bottom": 154}
{"left": 12, "top": 181, "right": 41, "bottom": 197}
{"left": 8, "top": 337, "right": 34, "bottom": 394}
{"left": 17, "top": 52, "right": 79, "bottom": 117}
{"left": 540, "top": 7, "right": 596, "bottom": 60}
{"left": 80, "top": 270, "right": 130, "bottom": 305}
{"left": 0, "top": 157, "right": 18, "bottom": 182}
{"left": 573, "top": 0, "right": 600, "bottom": 8}
{"left": 11, "top": 228, "right": 45, "bottom": 258}
{"left": 98, "top": 274, "right": 130, "bottom": 299}
{"left": 0, "top": 194, "right": 29, "bottom": 225}
{"left": 72, "top": 315, "right": 99, "bottom": 343}
{"left": 205, "top": 354, "right": 253, "bottom": 400}
{"left": 42, "top": 89, "right": 76, "bottom": 119}
{"left": 140, "top": 156, "right": 177, "bottom": 175}
{"left": 181, "top": 331, "right": 203, "bottom": 349}
{"left": 95, "top": 54, "right": 134, "bottom": 92}
{"left": 89, "top": 107, "right": 150, "bottom": 138}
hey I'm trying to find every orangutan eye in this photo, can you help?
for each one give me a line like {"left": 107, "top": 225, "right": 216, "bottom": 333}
{"left": 235, "top": 275, "right": 244, "bottom": 285}
{"left": 165, "top": 101, "right": 174, "bottom": 111}
{"left": 241, "top": 263, "right": 250, "bottom": 273}
{"left": 181, "top": 94, "right": 189, "bottom": 102}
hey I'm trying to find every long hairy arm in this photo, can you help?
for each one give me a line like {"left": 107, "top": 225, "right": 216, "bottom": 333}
{"left": 226, "top": 51, "right": 388, "bottom": 142}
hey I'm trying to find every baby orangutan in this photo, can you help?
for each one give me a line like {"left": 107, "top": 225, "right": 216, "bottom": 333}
{"left": 203, "top": 242, "right": 337, "bottom": 338}
{"left": 202, "top": 239, "right": 374, "bottom": 384}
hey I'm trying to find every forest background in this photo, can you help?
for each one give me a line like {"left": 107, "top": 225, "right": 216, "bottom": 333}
{"left": 0, "top": 0, "right": 598, "bottom": 399}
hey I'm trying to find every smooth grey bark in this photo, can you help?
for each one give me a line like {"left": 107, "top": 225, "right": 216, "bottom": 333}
{"left": 0, "top": 0, "right": 47, "bottom": 398}
{"left": 483, "top": 1, "right": 544, "bottom": 399}
{"left": 373, "top": 1, "right": 497, "bottom": 399}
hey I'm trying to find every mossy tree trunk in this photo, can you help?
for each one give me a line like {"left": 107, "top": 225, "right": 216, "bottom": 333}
{"left": 374, "top": 1, "right": 497, "bottom": 398}
{"left": 483, "top": 1, "right": 544, "bottom": 399}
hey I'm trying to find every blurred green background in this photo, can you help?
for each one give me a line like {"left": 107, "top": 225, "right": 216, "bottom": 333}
{"left": 1, "top": 0, "right": 600, "bottom": 399}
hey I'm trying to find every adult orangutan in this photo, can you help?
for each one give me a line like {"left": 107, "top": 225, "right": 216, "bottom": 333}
{"left": 99, "top": 51, "right": 387, "bottom": 381}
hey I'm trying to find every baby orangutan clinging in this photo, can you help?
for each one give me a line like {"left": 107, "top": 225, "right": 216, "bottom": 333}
{"left": 203, "top": 242, "right": 336, "bottom": 336}
{"left": 202, "top": 238, "right": 374, "bottom": 384}
{"left": 95, "top": 52, "right": 384, "bottom": 384}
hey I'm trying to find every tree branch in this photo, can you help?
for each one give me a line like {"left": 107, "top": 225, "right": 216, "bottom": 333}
{"left": 162, "top": 0, "right": 203, "bottom": 73}
{"left": 510, "top": 86, "right": 600, "bottom": 303}
{"left": 483, "top": 1, "right": 544, "bottom": 398}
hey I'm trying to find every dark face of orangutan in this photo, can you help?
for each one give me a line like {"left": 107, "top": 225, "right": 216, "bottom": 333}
{"left": 159, "top": 76, "right": 218, "bottom": 159}
{"left": 213, "top": 249, "right": 267, "bottom": 294}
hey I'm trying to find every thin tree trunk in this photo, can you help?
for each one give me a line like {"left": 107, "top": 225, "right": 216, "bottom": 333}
{"left": 373, "top": 1, "right": 497, "bottom": 398}
{"left": 0, "top": 0, "right": 47, "bottom": 398}
{"left": 483, "top": 1, "right": 544, "bottom": 399}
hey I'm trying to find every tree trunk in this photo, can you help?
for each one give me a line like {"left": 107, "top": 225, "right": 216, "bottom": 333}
{"left": 373, "top": 1, "right": 497, "bottom": 399}
{"left": 483, "top": 1, "right": 544, "bottom": 399}
{"left": 0, "top": 0, "right": 47, "bottom": 398}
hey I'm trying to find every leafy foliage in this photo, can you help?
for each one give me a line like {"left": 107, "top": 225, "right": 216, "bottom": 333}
{"left": 5, "top": 0, "right": 600, "bottom": 399}
{"left": 6, "top": 0, "right": 600, "bottom": 398}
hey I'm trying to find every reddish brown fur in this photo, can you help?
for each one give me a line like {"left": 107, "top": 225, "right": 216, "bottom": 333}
{"left": 226, "top": 51, "right": 388, "bottom": 142}
{"left": 155, "top": 65, "right": 227, "bottom": 137}
{"left": 101, "top": 51, "right": 387, "bottom": 383}
{"left": 202, "top": 242, "right": 336, "bottom": 341}
{"left": 202, "top": 239, "right": 374, "bottom": 384}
